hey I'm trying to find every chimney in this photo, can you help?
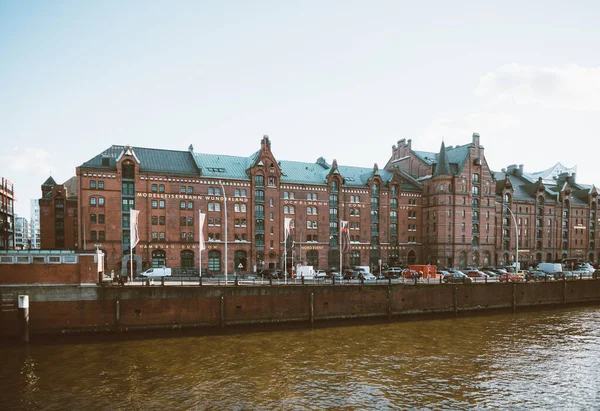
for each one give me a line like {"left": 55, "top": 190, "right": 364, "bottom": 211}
{"left": 261, "top": 135, "right": 271, "bottom": 152}
{"left": 472, "top": 132, "right": 480, "bottom": 147}
{"left": 518, "top": 164, "right": 524, "bottom": 176}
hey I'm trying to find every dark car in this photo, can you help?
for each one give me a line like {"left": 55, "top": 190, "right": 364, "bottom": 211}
{"left": 526, "top": 270, "right": 553, "bottom": 281}
{"left": 554, "top": 271, "right": 578, "bottom": 281}
{"left": 443, "top": 272, "right": 472, "bottom": 284}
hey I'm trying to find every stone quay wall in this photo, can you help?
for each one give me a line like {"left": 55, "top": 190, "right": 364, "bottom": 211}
{"left": 1, "top": 281, "right": 599, "bottom": 338}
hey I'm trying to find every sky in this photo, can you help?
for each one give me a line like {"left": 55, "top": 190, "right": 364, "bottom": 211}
{"left": 1, "top": 0, "right": 599, "bottom": 219}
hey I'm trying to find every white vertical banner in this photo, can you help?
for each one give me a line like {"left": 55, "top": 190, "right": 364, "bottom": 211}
{"left": 130, "top": 209, "right": 140, "bottom": 248}
{"left": 199, "top": 211, "right": 206, "bottom": 277}
{"left": 129, "top": 209, "right": 140, "bottom": 283}
{"left": 284, "top": 217, "right": 292, "bottom": 283}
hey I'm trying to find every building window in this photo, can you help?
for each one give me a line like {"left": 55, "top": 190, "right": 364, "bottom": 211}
{"left": 151, "top": 184, "right": 157, "bottom": 192}
{"left": 90, "top": 197, "right": 97, "bottom": 206}
{"left": 187, "top": 201, "right": 193, "bottom": 209}
{"left": 159, "top": 200, "right": 165, "bottom": 209}
{"left": 159, "top": 216, "right": 165, "bottom": 225}
{"left": 91, "top": 231, "right": 97, "bottom": 241}
{"left": 268, "top": 176, "right": 275, "bottom": 186}
{"left": 152, "top": 232, "right": 158, "bottom": 240}
{"left": 122, "top": 183, "right": 134, "bottom": 196}
{"left": 90, "top": 214, "right": 97, "bottom": 224}
{"left": 98, "top": 181, "right": 104, "bottom": 190}
{"left": 180, "top": 217, "right": 187, "bottom": 226}
{"left": 255, "top": 175, "right": 264, "bottom": 186}
{"left": 159, "top": 184, "right": 165, "bottom": 193}
{"left": 90, "top": 180, "right": 96, "bottom": 189}
{"left": 98, "top": 214, "right": 105, "bottom": 224}
{"left": 123, "top": 199, "right": 134, "bottom": 211}
{"left": 98, "top": 197, "right": 105, "bottom": 207}
{"left": 99, "top": 231, "right": 105, "bottom": 241}
{"left": 152, "top": 200, "right": 158, "bottom": 209}
{"left": 187, "top": 186, "right": 194, "bottom": 194}
{"left": 159, "top": 232, "right": 165, "bottom": 240}
{"left": 152, "top": 216, "right": 158, "bottom": 225}
{"left": 188, "top": 217, "right": 193, "bottom": 226}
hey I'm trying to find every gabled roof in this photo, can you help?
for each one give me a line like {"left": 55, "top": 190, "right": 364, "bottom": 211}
{"left": 433, "top": 141, "right": 452, "bottom": 177}
{"left": 82, "top": 146, "right": 199, "bottom": 175}
{"left": 414, "top": 143, "right": 472, "bottom": 176}
{"left": 42, "top": 176, "right": 57, "bottom": 186}
{"left": 192, "top": 153, "right": 252, "bottom": 180}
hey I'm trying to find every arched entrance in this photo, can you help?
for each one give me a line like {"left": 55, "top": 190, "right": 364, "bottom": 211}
{"left": 120, "top": 252, "right": 142, "bottom": 276}
{"left": 208, "top": 250, "right": 221, "bottom": 273}
{"left": 459, "top": 251, "right": 467, "bottom": 268}
{"left": 407, "top": 250, "right": 417, "bottom": 265}
{"left": 181, "top": 250, "right": 194, "bottom": 272}
{"left": 328, "top": 249, "right": 339, "bottom": 270}
{"left": 235, "top": 250, "right": 247, "bottom": 272}
{"left": 152, "top": 250, "right": 166, "bottom": 267}
{"left": 306, "top": 250, "right": 318, "bottom": 267}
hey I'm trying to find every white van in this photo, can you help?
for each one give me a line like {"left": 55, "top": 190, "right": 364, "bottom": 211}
{"left": 536, "top": 263, "right": 562, "bottom": 274}
{"left": 141, "top": 266, "right": 172, "bottom": 278}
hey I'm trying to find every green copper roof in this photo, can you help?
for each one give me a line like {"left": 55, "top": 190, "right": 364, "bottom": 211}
{"left": 81, "top": 144, "right": 422, "bottom": 191}
{"left": 82, "top": 146, "right": 199, "bottom": 175}
{"left": 414, "top": 143, "right": 472, "bottom": 176}
{"left": 433, "top": 141, "right": 452, "bottom": 177}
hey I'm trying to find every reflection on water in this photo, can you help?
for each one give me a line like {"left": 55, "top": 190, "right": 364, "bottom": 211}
{"left": 2, "top": 306, "right": 600, "bottom": 409}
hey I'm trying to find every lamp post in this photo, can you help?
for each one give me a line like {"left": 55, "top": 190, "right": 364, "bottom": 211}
{"left": 496, "top": 201, "right": 518, "bottom": 271}
{"left": 219, "top": 181, "right": 228, "bottom": 285}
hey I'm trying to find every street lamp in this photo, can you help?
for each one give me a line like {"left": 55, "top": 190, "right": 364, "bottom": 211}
{"left": 496, "top": 201, "right": 519, "bottom": 271}
{"left": 219, "top": 181, "right": 228, "bottom": 284}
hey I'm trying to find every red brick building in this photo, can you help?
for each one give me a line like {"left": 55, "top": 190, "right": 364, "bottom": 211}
{"left": 0, "top": 177, "right": 15, "bottom": 250}
{"left": 39, "top": 133, "right": 600, "bottom": 274}
{"left": 39, "top": 176, "right": 79, "bottom": 250}
{"left": 66, "top": 136, "right": 423, "bottom": 276}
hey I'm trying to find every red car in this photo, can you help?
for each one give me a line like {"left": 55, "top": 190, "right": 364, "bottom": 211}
{"left": 499, "top": 273, "right": 525, "bottom": 283}
{"left": 466, "top": 270, "right": 489, "bottom": 278}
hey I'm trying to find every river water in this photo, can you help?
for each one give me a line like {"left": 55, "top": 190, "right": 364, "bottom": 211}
{"left": 2, "top": 306, "right": 600, "bottom": 410}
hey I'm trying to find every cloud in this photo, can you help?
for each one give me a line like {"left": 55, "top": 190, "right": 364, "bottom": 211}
{"left": 475, "top": 63, "right": 600, "bottom": 111}
{"left": 1, "top": 148, "right": 57, "bottom": 176}
{"left": 422, "top": 112, "right": 520, "bottom": 143}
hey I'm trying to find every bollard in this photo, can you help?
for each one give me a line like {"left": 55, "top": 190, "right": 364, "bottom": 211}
{"left": 199, "top": 276, "right": 203, "bottom": 286}
{"left": 269, "top": 277, "right": 272, "bottom": 286}
{"left": 301, "top": 276, "right": 305, "bottom": 285}
{"left": 332, "top": 276, "right": 335, "bottom": 285}
{"left": 414, "top": 276, "right": 418, "bottom": 285}
{"left": 18, "top": 295, "right": 29, "bottom": 343}
{"left": 235, "top": 276, "right": 239, "bottom": 286}
{"left": 389, "top": 277, "right": 392, "bottom": 286}
{"left": 439, "top": 276, "right": 442, "bottom": 284}
{"left": 161, "top": 276, "right": 165, "bottom": 287}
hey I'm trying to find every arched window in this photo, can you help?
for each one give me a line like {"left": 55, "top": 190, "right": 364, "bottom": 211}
{"left": 330, "top": 180, "right": 339, "bottom": 192}
{"left": 255, "top": 175, "right": 264, "bottom": 186}
{"left": 181, "top": 250, "right": 194, "bottom": 269}
{"left": 152, "top": 250, "right": 166, "bottom": 267}
{"left": 473, "top": 173, "right": 480, "bottom": 184}
{"left": 504, "top": 193, "right": 511, "bottom": 203}
{"left": 407, "top": 250, "right": 417, "bottom": 265}
{"left": 208, "top": 250, "right": 221, "bottom": 272}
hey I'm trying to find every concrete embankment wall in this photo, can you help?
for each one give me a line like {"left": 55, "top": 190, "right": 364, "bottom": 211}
{"left": 2, "top": 281, "right": 600, "bottom": 337}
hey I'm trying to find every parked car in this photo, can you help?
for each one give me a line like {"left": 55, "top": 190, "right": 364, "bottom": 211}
{"left": 331, "top": 272, "right": 343, "bottom": 281}
{"left": 443, "top": 271, "right": 472, "bottom": 284}
{"left": 555, "top": 270, "right": 579, "bottom": 280}
{"left": 483, "top": 271, "right": 499, "bottom": 278}
{"left": 466, "top": 270, "right": 489, "bottom": 278}
{"left": 499, "top": 273, "right": 525, "bottom": 283}
{"left": 360, "top": 272, "right": 377, "bottom": 281}
{"left": 526, "top": 270, "right": 553, "bottom": 281}
{"left": 383, "top": 267, "right": 404, "bottom": 279}
{"left": 314, "top": 270, "right": 327, "bottom": 279}
{"left": 572, "top": 268, "right": 593, "bottom": 278}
